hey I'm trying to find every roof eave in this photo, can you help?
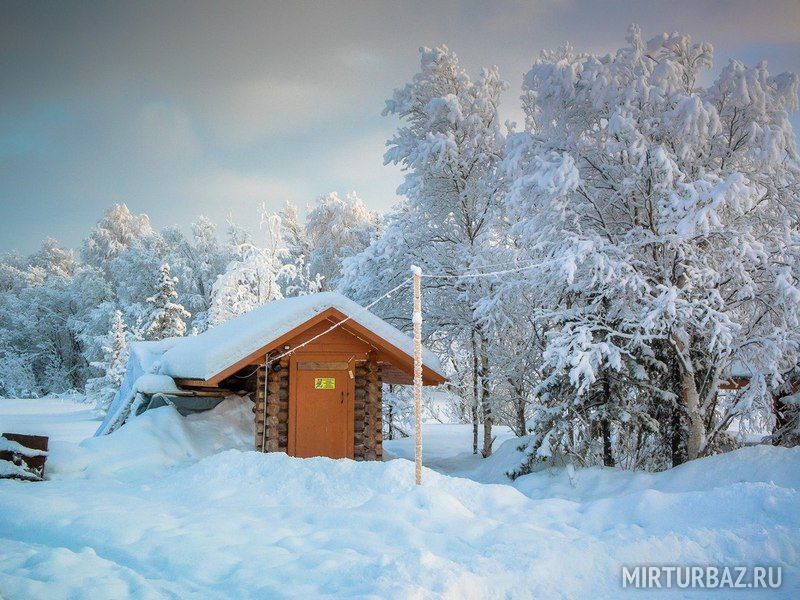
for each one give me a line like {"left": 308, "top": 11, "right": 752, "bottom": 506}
{"left": 176, "top": 306, "right": 446, "bottom": 387}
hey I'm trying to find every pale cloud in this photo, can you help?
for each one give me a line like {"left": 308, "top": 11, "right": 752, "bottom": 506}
{"left": 201, "top": 78, "right": 350, "bottom": 145}
{"left": 135, "top": 102, "right": 201, "bottom": 164}
{"left": 1, "top": 0, "right": 798, "bottom": 253}
{"left": 314, "top": 130, "right": 404, "bottom": 208}
{"left": 336, "top": 46, "right": 386, "bottom": 70}
{"left": 191, "top": 169, "right": 310, "bottom": 206}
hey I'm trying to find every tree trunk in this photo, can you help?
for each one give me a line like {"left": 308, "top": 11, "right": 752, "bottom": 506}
{"left": 671, "top": 401, "right": 687, "bottom": 466}
{"left": 480, "top": 330, "right": 492, "bottom": 458}
{"left": 471, "top": 330, "right": 479, "bottom": 455}
{"left": 515, "top": 390, "right": 526, "bottom": 437}
{"left": 666, "top": 353, "right": 687, "bottom": 467}
{"left": 600, "top": 371, "right": 614, "bottom": 467}
{"left": 772, "top": 374, "right": 799, "bottom": 447}
{"left": 672, "top": 331, "right": 705, "bottom": 461}
{"left": 471, "top": 404, "right": 479, "bottom": 454}
{"left": 772, "top": 395, "right": 789, "bottom": 445}
{"left": 680, "top": 367, "right": 705, "bottom": 460}
{"left": 601, "top": 418, "right": 614, "bottom": 467}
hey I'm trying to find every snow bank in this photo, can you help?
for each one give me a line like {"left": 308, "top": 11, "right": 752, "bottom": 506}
{"left": 95, "top": 340, "right": 183, "bottom": 436}
{"left": 52, "top": 396, "right": 253, "bottom": 480}
{"left": 384, "top": 423, "right": 520, "bottom": 482}
{"left": 512, "top": 443, "right": 800, "bottom": 502}
{"left": 1, "top": 400, "right": 797, "bottom": 598}
{"left": 158, "top": 291, "right": 444, "bottom": 380}
{"left": 132, "top": 374, "right": 181, "bottom": 396}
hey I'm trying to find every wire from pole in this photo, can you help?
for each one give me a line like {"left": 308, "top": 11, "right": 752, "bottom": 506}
{"left": 419, "top": 262, "right": 540, "bottom": 279}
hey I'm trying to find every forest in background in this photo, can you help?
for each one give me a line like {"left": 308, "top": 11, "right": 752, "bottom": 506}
{"left": 2, "top": 26, "right": 799, "bottom": 471}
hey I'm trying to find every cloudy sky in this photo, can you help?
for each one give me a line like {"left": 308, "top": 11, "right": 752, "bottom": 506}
{"left": 1, "top": 0, "right": 798, "bottom": 254}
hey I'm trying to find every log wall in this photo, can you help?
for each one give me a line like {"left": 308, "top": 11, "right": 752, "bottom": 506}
{"left": 255, "top": 358, "right": 289, "bottom": 452}
{"left": 354, "top": 352, "right": 383, "bottom": 461}
{"left": 255, "top": 352, "right": 382, "bottom": 460}
{"left": 254, "top": 365, "right": 265, "bottom": 451}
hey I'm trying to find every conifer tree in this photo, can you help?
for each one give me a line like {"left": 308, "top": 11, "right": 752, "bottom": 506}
{"left": 146, "top": 264, "right": 190, "bottom": 340}
{"left": 86, "top": 310, "right": 128, "bottom": 413}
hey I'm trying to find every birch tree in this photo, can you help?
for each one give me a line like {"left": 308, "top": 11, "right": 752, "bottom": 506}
{"left": 208, "top": 207, "right": 288, "bottom": 326}
{"left": 500, "top": 26, "right": 800, "bottom": 468}
{"left": 343, "top": 45, "right": 508, "bottom": 456}
{"left": 305, "top": 192, "right": 380, "bottom": 290}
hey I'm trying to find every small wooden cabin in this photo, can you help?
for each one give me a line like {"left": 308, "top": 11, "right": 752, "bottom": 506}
{"left": 102, "top": 293, "right": 445, "bottom": 461}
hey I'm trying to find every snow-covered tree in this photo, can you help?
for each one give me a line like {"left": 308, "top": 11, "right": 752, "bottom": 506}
{"left": 82, "top": 204, "right": 154, "bottom": 272}
{"left": 479, "top": 294, "right": 546, "bottom": 437}
{"left": 304, "top": 192, "right": 380, "bottom": 290}
{"left": 278, "top": 201, "right": 311, "bottom": 263}
{"left": 382, "top": 384, "right": 414, "bottom": 440}
{"left": 769, "top": 372, "right": 800, "bottom": 447}
{"left": 85, "top": 310, "right": 128, "bottom": 413}
{"left": 208, "top": 208, "right": 287, "bottom": 326}
{"left": 0, "top": 341, "right": 38, "bottom": 398}
{"left": 162, "top": 218, "right": 230, "bottom": 332}
{"left": 0, "top": 240, "right": 97, "bottom": 396}
{"left": 343, "top": 45, "right": 508, "bottom": 456}
{"left": 28, "top": 238, "right": 77, "bottom": 280}
{"left": 146, "top": 264, "right": 190, "bottom": 340}
{"left": 499, "top": 26, "right": 800, "bottom": 470}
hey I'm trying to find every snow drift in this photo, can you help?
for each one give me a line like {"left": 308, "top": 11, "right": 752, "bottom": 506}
{"left": 95, "top": 338, "right": 183, "bottom": 436}
{"left": 1, "top": 398, "right": 798, "bottom": 598}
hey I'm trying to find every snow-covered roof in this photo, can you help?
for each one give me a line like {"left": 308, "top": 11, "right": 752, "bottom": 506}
{"left": 158, "top": 292, "right": 444, "bottom": 381}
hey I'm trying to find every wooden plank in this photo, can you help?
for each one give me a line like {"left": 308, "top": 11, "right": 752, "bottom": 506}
{"left": 172, "top": 378, "right": 223, "bottom": 389}
{"left": 296, "top": 361, "right": 350, "bottom": 371}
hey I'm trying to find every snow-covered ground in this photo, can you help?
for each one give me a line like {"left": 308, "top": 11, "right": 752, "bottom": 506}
{"left": 0, "top": 396, "right": 101, "bottom": 444}
{"left": 385, "top": 423, "right": 520, "bottom": 482}
{"left": 0, "top": 396, "right": 798, "bottom": 598}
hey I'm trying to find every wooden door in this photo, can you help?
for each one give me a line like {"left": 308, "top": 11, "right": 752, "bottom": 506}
{"left": 292, "top": 365, "right": 353, "bottom": 459}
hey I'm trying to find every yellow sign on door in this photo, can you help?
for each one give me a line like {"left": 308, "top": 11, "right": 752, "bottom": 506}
{"left": 314, "top": 377, "right": 336, "bottom": 390}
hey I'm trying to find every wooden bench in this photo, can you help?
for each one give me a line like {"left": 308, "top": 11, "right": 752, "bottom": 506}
{"left": 0, "top": 433, "right": 49, "bottom": 481}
